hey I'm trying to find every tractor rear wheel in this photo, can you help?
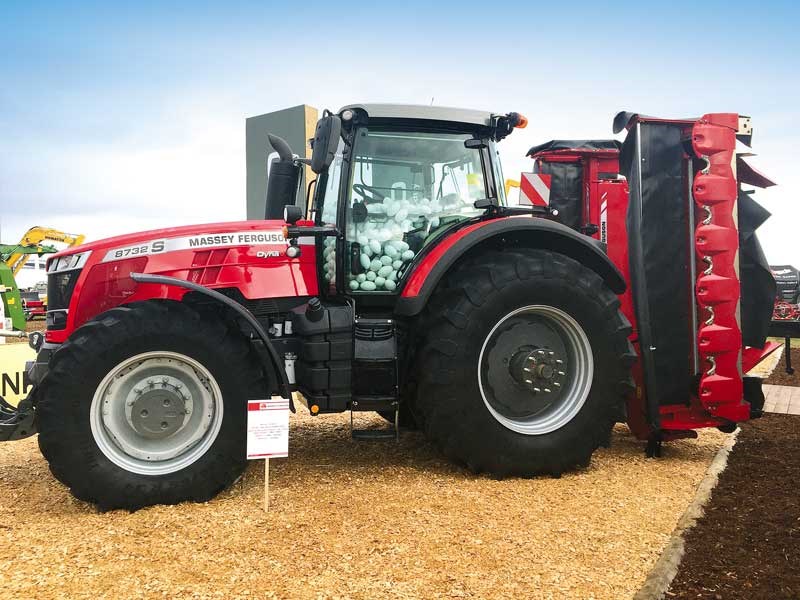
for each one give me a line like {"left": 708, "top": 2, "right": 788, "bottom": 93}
{"left": 415, "top": 248, "right": 635, "bottom": 476}
{"left": 37, "top": 300, "right": 264, "bottom": 510}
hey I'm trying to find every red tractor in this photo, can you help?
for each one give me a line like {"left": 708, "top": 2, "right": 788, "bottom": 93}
{"left": 0, "top": 104, "right": 777, "bottom": 510}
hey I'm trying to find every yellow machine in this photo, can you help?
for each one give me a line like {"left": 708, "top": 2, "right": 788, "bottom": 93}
{"left": 505, "top": 178, "right": 520, "bottom": 197}
{"left": 3, "top": 226, "right": 85, "bottom": 277}
{"left": 1, "top": 227, "right": 85, "bottom": 330}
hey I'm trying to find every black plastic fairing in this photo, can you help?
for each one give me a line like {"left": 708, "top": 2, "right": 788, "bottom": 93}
{"left": 527, "top": 139, "right": 622, "bottom": 156}
{"left": 533, "top": 160, "right": 582, "bottom": 230}
{"left": 620, "top": 121, "right": 692, "bottom": 421}
{"left": 738, "top": 191, "right": 776, "bottom": 347}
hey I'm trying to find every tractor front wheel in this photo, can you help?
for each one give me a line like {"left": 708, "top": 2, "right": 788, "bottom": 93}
{"left": 37, "top": 300, "right": 264, "bottom": 510}
{"left": 415, "top": 249, "right": 635, "bottom": 476}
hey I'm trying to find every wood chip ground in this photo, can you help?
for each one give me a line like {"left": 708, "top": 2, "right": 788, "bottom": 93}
{"left": 0, "top": 412, "right": 727, "bottom": 599}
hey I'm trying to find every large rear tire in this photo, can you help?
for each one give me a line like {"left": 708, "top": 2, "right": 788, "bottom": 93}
{"left": 37, "top": 300, "right": 264, "bottom": 510}
{"left": 415, "top": 248, "right": 635, "bottom": 476}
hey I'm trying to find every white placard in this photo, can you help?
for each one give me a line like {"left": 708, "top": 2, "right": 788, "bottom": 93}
{"left": 246, "top": 398, "right": 289, "bottom": 459}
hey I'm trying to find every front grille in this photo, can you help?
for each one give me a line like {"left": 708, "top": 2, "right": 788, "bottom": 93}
{"left": 47, "top": 270, "right": 81, "bottom": 312}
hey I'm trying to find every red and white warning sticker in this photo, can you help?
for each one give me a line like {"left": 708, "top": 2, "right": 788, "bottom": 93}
{"left": 519, "top": 173, "right": 551, "bottom": 206}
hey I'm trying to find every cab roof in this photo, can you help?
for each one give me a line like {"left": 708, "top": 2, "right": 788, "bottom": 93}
{"left": 338, "top": 103, "right": 495, "bottom": 127}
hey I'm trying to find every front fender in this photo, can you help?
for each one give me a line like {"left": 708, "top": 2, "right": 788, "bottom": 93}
{"left": 395, "top": 216, "right": 626, "bottom": 317}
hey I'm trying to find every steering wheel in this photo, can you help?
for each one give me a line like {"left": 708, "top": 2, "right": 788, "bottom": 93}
{"left": 352, "top": 183, "right": 387, "bottom": 203}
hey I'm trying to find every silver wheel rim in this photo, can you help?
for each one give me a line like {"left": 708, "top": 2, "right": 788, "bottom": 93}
{"left": 90, "top": 351, "right": 224, "bottom": 476}
{"left": 477, "top": 305, "right": 594, "bottom": 435}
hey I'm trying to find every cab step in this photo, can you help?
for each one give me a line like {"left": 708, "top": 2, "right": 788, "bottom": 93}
{"left": 350, "top": 399, "right": 399, "bottom": 441}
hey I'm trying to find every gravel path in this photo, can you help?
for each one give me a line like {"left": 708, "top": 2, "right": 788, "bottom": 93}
{"left": 0, "top": 412, "right": 727, "bottom": 599}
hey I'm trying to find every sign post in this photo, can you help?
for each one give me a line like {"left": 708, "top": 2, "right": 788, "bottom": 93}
{"left": 246, "top": 398, "right": 290, "bottom": 512}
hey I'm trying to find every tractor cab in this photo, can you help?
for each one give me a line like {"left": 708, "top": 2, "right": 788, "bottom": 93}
{"left": 267, "top": 104, "right": 530, "bottom": 300}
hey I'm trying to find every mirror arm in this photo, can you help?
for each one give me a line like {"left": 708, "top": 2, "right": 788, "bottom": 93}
{"left": 284, "top": 225, "right": 340, "bottom": 240}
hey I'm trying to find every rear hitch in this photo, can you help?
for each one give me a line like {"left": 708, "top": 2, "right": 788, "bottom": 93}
{"left": 0, "top": 394, "right": 36, "bottom": 441}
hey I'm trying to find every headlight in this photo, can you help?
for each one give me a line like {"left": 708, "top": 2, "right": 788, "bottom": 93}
{"left": 47, "top": 251, "right": 91, "bottom": 274}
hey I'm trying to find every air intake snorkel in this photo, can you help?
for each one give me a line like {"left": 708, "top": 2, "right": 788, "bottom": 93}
{"left": 264, "top": 134, "right": 303, "bottom": 220}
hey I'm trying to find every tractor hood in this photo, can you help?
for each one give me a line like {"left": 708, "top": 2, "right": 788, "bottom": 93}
{"left": 43, "top": 219, "right": 319, "bottom": 343}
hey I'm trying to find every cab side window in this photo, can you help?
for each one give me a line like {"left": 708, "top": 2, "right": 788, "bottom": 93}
{"left": 345, "top": 130, "right": 487, "bottom": 292}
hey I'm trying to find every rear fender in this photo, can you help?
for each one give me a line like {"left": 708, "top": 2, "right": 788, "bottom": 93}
{"left": 395, "top": 216, "right": 626, "bottom": 316}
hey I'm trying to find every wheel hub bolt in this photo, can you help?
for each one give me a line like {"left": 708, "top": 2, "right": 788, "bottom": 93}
{"left": 141, "top": 409, "right": 148, "bottom": 417}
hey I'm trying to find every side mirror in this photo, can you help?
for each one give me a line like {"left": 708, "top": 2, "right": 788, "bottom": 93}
{"left": 310, "top": 115, "right": 342, "bottom": 174}
{"left": 283, "top": 205, "right": 302, "bottom": 225}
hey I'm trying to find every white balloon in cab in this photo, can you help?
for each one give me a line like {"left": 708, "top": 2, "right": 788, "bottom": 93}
{"left": 387, "top": 240, "right": 409, "bottom": 253}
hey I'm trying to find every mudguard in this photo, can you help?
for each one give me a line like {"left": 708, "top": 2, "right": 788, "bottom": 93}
{"left": 395, "top": 216, "right": 626, "bottom": 316}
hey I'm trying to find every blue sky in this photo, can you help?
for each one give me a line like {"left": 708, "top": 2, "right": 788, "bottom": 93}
{"left": 1, "top": 0, "right": 798, "bottom": 262}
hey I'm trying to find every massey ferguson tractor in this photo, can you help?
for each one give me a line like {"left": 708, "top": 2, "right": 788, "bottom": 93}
{"left": 0, "top": 104, "right": 777, "bottom": 511}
